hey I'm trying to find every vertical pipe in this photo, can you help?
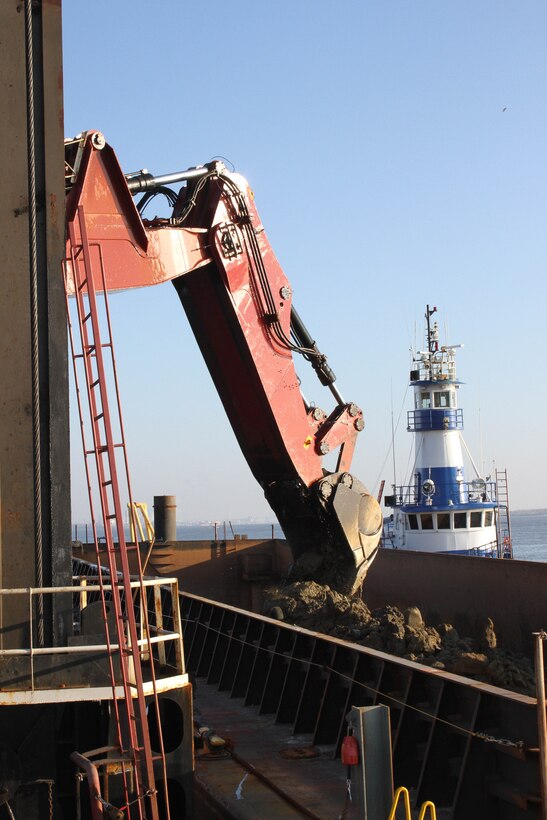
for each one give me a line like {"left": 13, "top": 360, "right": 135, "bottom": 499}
{"left": 153, "top": 495, "right": 177, "bottom": 542}
{"left": 534, "top": 631, "right": 547, "bottom": 820}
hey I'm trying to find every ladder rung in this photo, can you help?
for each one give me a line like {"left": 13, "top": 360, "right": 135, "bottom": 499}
{"left": 102, "top": 479, "right": 112, "bottom": 487}
{"left": 77, "top": 279, "right": 88, "bottom": 292}
{"left": 84, "top": 346, "right": 96, "bottom": 356}
{"left": 90, "top": 379, "right": 100, "bottom": 389}
{"left": 83, "top": 311, "right": 92, "bottom": 323}
{"left": 106, "top": 513, "right": 117, "bottom": 520}
{"left": 94, "top": 413, "right": 104, "bottom": 421}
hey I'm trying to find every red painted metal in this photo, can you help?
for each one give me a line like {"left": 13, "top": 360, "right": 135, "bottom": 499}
{"left": 70, "top": 753, "right": 106, "bottom": 820}
{"left": 64, "top": 206, "right": 169, "bottom": 820}
{"left": 341, "top": 736, "right": 359, "bottom": 766}
{"left": 64, "top": 131, "right": 382, "bottom": 594}
{"left": 64, "top": 132, "right": 350, "bottom": 487}
{"left": 64, "top": 136, "right": 210, "bottom": 295}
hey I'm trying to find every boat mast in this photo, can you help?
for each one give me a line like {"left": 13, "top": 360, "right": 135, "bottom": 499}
{"left": 425, "top": 304, "right": 437, "bottom": 363}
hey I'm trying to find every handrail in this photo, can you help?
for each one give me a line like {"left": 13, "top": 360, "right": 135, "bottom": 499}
{"left": 0, "top": 632, "right": 180, "bottom": 657}
{"left": 0, "top": 577, "right": 185, "bottom": 689}
{"left": 0, "top": 577, "right": 177, "bottom": 595}
{"left": 388, "top": 786, "right": 437, "bottom": 820}
{"left": 418, "top": 801, "right": 437, "bottom": 820}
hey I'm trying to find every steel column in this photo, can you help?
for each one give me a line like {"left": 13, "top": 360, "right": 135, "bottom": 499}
{"left": 0, "top": 0, "right": 70, "bottom": 651}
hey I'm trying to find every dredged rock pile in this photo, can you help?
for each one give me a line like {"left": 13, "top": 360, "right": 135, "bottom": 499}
{"left": 263, "top": 581, "right": 535, "bottom": 696}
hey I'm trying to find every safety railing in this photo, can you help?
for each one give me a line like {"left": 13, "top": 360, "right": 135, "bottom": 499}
{"left": 407, "top": 408, "right": 463, "bottom": 431}
{"left": 390, "top": 479, "right": 497, "bottom": 506}
{"left": 0, "top": 576, "right": 184, "bottom": 692}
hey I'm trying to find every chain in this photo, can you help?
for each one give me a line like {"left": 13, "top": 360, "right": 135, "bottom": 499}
{"left": 35, "top": 779, "right": 54, "bottom": 820}
{"left": 338, "top": 777, "right": 352, "bottom": 820}
{"left": 474, "top": 732, "right": 525, "bottom": 748}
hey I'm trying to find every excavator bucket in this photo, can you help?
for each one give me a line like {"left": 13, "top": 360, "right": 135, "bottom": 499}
{"left": 266, "top": 472, "right": 383, "bottom": 595}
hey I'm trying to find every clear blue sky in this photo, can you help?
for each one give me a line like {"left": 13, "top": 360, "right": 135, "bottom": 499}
{"left": 63, "top": 1, "right": 547, "bottom": 521}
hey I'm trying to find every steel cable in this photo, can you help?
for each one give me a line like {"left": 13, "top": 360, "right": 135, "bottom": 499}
{"left": 179, "top": 615, "right": 527, "bottom": 750}
{"left": 25, "top": 0, "right": 44, "bottom": 646}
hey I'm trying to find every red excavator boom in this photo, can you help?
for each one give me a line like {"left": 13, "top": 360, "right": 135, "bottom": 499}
{"left": 64, "top": 131, "right": 381, "bottom": 592}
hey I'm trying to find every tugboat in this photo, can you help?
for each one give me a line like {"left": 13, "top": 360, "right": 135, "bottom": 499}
{"left": 384, "top": 305, "right": 512, "bottom": 557}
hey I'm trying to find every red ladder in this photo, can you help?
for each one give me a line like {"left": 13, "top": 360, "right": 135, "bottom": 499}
{"left": 65, "top": 205, "right": 169, "bottom": 819}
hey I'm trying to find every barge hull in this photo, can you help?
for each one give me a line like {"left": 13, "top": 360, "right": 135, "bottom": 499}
{"left": 180, "top": 590, "right": 541, "bottom": 819}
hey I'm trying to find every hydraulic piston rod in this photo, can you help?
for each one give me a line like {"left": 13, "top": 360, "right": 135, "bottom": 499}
{"left": 290, "top": 306, "right": 345, "bottom": 405}
{"left": 125, "top": 164, "right": 217, "bottom": 193}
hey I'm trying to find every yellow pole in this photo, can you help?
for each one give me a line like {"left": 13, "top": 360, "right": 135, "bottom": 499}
{"left": 534, "top": 631, "right": 547, "bottom": 820}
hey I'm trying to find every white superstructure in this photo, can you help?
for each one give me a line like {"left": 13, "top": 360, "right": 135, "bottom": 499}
{"left": 384, "top": 305, "right": 508, "bottom": 557}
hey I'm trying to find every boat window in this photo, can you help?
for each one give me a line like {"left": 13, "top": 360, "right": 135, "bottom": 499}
{"left": 407, "top": 514, "right": 419, "bottom": 530}
{"left": 454, "top": 512, "right": 467, "bottom": 528}
{"left": 421, "top": 513, "right": 434, "bottom": 530}
{"left": 437, "top": 513, "right": 451, "bottom": 529}
{"left": 470, "top": 511, "right": 482, "bottom": 528}
{"left": 484, "top": 511, "right": 493, "bottom": 526}
{"left": 434, "top": 391, "right": 451, "bottom": 408}
{"left": 420, "top": 392, "right": 431, "bottom": 409}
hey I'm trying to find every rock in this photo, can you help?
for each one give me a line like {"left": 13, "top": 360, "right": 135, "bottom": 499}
{"left": 386, "top": 634, "right": 406, "bottom": 656}
{"left": 404, "top": 606, "right": 424, "bottom": 630}
{"left": 374, "top": 605, "right": 405, "bottom": 628}
{"left": 436, "top": 623, "right": 460, "bottom": 643}
{"left": 421, "top": 658, "right": 446, "bottom": 670}
{"left": 262, "top": 581, "right": 534, "bottom": 696}
{"left": 360, "top": 631, "right": 384, "bottom": 651}
{"left": 268, "top": 606, "right": 284, "bottom": 621}
{"left": 405, "top": 626, "right": 442, "bottom": 657}
{"left": 444, "top": 652, "right": 489, "bottom": 677}
{"left": 263, "top": 581, "right": 328, "bottom": 620}
{"left": 485, "top": 650, "right": 535, "bottom": 695}
{"left": 478, "top": 617, "right": 497, "bottom": 652}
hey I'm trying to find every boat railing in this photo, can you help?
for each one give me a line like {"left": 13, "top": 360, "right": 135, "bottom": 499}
{"left": 0, "top": 576, "right": 185, "bottom": 695}
{"left": 407, "top": 408, "right": 464, "bottom": 431}
{"left": 390, "top": 479, "right": 497, "bottom": 506}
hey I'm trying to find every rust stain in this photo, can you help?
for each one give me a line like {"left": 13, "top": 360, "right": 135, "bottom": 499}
{"left": 49, "top": 193, "right": 58, "bottom": 229}
{"left": 7, "top": 509, "right": 20, "bottom": 524}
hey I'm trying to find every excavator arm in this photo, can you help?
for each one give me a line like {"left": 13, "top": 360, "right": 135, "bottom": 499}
{"left": 64, "top": 131, "right": 381, "bottom": 593}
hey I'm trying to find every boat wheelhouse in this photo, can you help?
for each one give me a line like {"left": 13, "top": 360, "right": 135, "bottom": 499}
{"left": 384, "top": 305, "right": 511, "bottom": 557}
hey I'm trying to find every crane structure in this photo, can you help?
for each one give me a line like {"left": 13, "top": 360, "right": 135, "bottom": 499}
{"left": 64, "top": 131, "right": 382, "bottom": 596}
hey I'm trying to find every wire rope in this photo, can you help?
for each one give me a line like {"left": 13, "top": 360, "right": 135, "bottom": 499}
{"left": 25, "top": 0, "right": 44, "bottom": 646}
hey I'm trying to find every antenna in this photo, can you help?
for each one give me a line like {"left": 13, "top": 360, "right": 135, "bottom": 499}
{"left": 478, "top": 380, "right": 484, "bottom": 477}
{"left": 425, "top": 304, "right": 437, "bottom": 359}
{"left": 391, "top": 380, "right": 397, "bottom": 489}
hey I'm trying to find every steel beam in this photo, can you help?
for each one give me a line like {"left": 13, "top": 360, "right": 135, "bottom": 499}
{"left": 0, "top": 0, "right": 70, "bottom": 649}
